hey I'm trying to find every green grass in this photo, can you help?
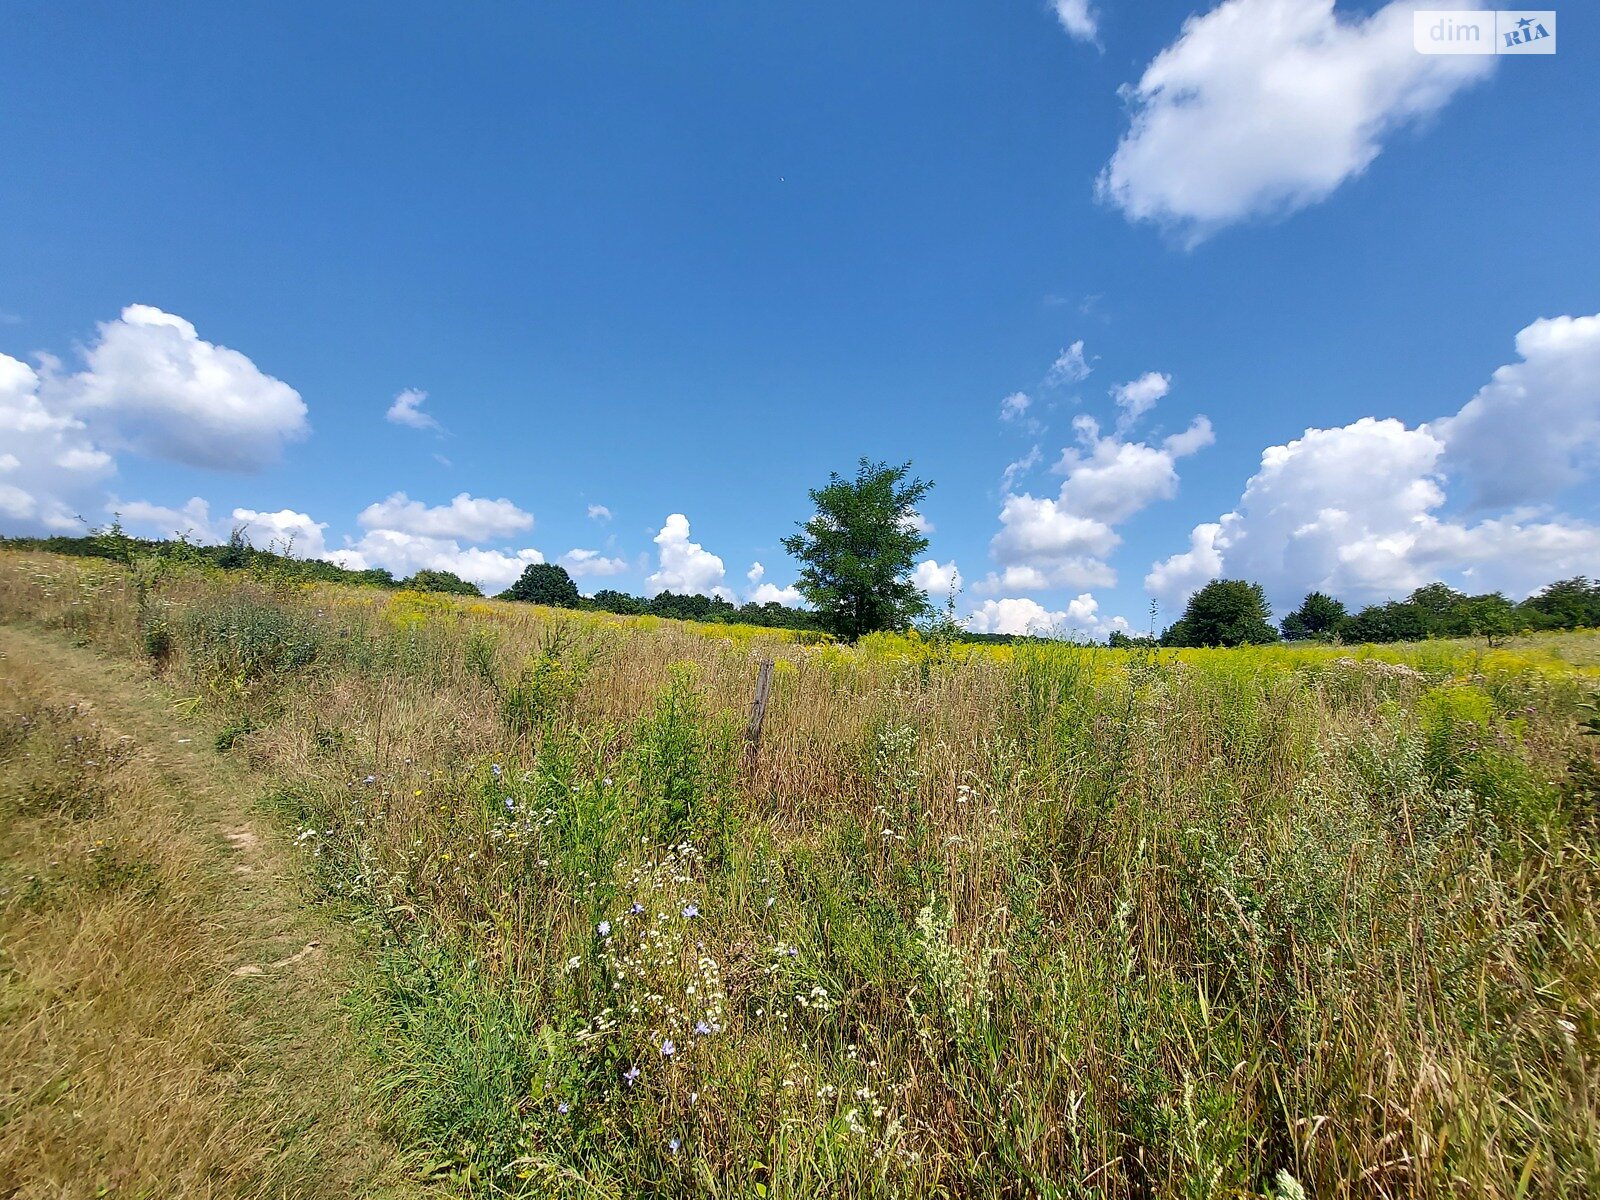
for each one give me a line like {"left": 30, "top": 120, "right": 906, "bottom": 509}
{"left": 2, "top": 549, "right": 1598, "bottom": 1198}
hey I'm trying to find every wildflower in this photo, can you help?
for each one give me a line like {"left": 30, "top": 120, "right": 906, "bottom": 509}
{"left": 603, "top": 776, "right": 613, "bottom": 787}
{"left": 597, "top": 920, "right": 611, "bottom": 937}
{"left": 681, "top": 903, "right": 699, "bottom": 919}
{"left": 491, "top": 763, "right": 503, "bottom": 778}
{"left": 629, "top": 902, "right": 645, "bottom": 916}
{"left": 624, "top": 1065, "right": 640, "bottom": 1087}
{"left": 694, "top": 1019, "right": 712, "bottom": 1036}
{"left": 668, "top": 1137, "right": 681, "bottom": 1154}
{"left": 557, "top": 1101, "right": 569, "bottom": 1114}
{"left": 566, "top": 956, "right": 582, "bottom": 971}
{"left": 661, "top": 1039, "right": 676, "bottom": 1056}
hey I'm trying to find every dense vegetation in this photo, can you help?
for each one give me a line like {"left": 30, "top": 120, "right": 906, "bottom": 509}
{"left": 498, "top": 563, "right": 829, "bottom": 634}
{"left": 3, "top": 547, "right": 1597, "bottom": 1198}
{"left": 1160, "top": 576, "right": 1600, "bottom": 648}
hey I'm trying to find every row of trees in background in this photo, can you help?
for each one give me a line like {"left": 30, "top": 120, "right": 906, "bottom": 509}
{"left": 1143, "top": 576, "right": 1600, "bottom": 649}
{"left": 495, "top": 561, "right": 825, "bottom": 631}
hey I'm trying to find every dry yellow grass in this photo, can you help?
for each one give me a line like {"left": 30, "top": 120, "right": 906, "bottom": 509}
{"left": 1, "top": 550, "right": 1598, "bottom": 1197}
{"left": 0, "top": 625, "right": 431, "bottom": 1199}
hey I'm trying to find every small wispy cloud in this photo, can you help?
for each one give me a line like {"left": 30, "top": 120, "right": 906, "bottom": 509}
{"left": 1047, "top": 339, "right": 1093, "bottom": 386}
{"left": 386, "top": 388, "right": 441, "bottom": 433}
{"left": 1052, "top": 0, "right": 1101, "bottom": 47}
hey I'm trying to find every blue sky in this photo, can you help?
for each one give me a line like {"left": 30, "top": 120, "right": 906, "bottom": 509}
{"left": 3, "top": 1, "right": 1596, "bottom": 636}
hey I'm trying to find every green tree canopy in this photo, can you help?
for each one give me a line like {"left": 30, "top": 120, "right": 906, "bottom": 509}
{"left": 499, "top": 562, "right": 581, "bottom": 607}
{"left": 1281, "top": 591, "right": 1348, "bottom": 641}
{"left": 405, "top": 568, "right": 482, "bottom": 596}
{"left": 1521, "top": 577, "right": 1600, "bottom": 629}
{"left": 1344, "top": 600, "right": 1432, "bottom": 644}
{"left": 781, "top": 458, "right": 932, "bottom": 642}
{"left": 1161, "top": 580, "right": 1278, "bottom": 648}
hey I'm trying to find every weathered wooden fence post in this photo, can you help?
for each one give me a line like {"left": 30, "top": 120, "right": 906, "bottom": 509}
{"left": 744, "top": 658, "right": 774, "bottom": 757}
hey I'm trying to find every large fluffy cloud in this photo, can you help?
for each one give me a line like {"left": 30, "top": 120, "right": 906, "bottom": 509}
{"left": 45, "top": 305, "right": 309, "bottom": 471}
{"left": 988, "top": 407, "right": 1213, "bottom": 591}
{"left": 987, "top": 494, "right": 1120, "bottom": 590}
{"left": 328, "top": 529, "right": 545, "bottom": 592}
{"left": 1055, "top": 414, "right": 1214, "bottom": 524}
{"left": 0, "top": 352, "right": 113, "bottom": 533}
{"left": 234, "top": 508, "right": 330, "bottom": 558}
{"left": 1147, "top": 313, "right": 1600, "bottom": 610}
{"left": 356, "top": 492, "right": 534, "bottom": 541}
{"left": 332, "top": 492, "right": 544, "bottom": 590}
{"left": 1434, "top": 313, "right": 1600, "bottom": 507}
{"left": 913, "top": 558, "right": 963, "bottom": 598}
{"left": 967, "top": 593, "right": 1130, "bottom": 640}
{"left": 648, "top": 514, "right": 731, "bottom": 598}
{"left": 1099, "top": 0, "right": 1493, "bottom": 242}
{"left": 118, "top": 496, "right": 219, "bottom": 542}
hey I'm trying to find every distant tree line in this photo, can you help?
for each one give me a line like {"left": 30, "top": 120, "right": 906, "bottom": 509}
{"left": 1147, "top": 576, "right": 1600, "bottom": 649}
{"left": 496, "top": 562, "right": 825, "bottom": 632}
{"left": 0, "top": 528, "right": 409, "bottom": 590}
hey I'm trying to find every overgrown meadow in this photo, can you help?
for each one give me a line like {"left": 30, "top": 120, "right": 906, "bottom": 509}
{"left": 3, "top": 549, "right": 1598, "bottom": 1198}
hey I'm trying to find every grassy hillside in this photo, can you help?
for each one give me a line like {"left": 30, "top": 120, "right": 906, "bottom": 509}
{"left": 2, "top": 548, "right": 1598, "bottom": 1198}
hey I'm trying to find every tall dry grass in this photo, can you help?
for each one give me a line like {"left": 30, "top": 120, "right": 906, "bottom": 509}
{"left": 2, "top": 549, "right": 1597, "bottom": 1198}
{"left": 0, "top": 619, "right": 420, "bottom": 1198}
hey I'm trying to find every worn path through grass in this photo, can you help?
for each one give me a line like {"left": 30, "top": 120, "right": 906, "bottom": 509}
{"left": 0, "top": 624, "right": 434, "bottom": 1198}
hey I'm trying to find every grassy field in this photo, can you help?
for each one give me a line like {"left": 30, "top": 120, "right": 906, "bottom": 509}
{"left": 2, "top": 549, "right": 1598, "bottom": 1198}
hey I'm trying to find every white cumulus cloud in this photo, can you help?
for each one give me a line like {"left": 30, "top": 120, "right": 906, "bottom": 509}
{"left": 914, "top": 558, "right": 963, "bottom": 598}
{"left": 1434, "top": 312, "right": 1600, "bottom": 508}
{"left": 560, "top": 548, "right": 629, "bottom": 578}
{"left": 1099, "top": 0, "right": 1494, "bottom": 242}
{"left": 46, "top": 304, "right": 309, "bottom": 471}
{"left": 327, "top": 529, "right": 545, "bottom": 592}
{"left": 749, "top": 582, "right": 804, "bottom": 606}
{"left": 356, "top": 492, "right": 534, "bottom": 542}
{"left": 118, "top": 496, "right": 219, "bottom": 543}
{"left": 648, "top": 514, "right": 731, "bottom": 598}
{"left": 991, "top": 407, "right": 1213, "bottom": 591}
{"left": 1112, "top": 371, "right": 1171, "bottom": 430}
{"left": 234, "top": 508, "right": 329, "bottom": 558}
{"left": 1148, "top": 322, "right": 1600, "bottom": 614}
{"left": 1055, "top": 414, "right": 1214, "bottom": 525}
{"left": 0, "top": 352, "right": 113, "bottom": 533}
{"left": 967, "top": 593, "right": 1129, "bottom": 640}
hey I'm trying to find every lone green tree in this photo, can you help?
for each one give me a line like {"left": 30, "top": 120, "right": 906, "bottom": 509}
{"left": 499, "top": 562, "right": 581, "bottom": 607}
{"left": 1162, "top": 580, "right": 1278, "bottom": 647}
{"left": 1281, "top": 591, "right": 1348, "bottom": 641}
{"left": 781, "top": 458, "right": 932, "bottom": 641}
